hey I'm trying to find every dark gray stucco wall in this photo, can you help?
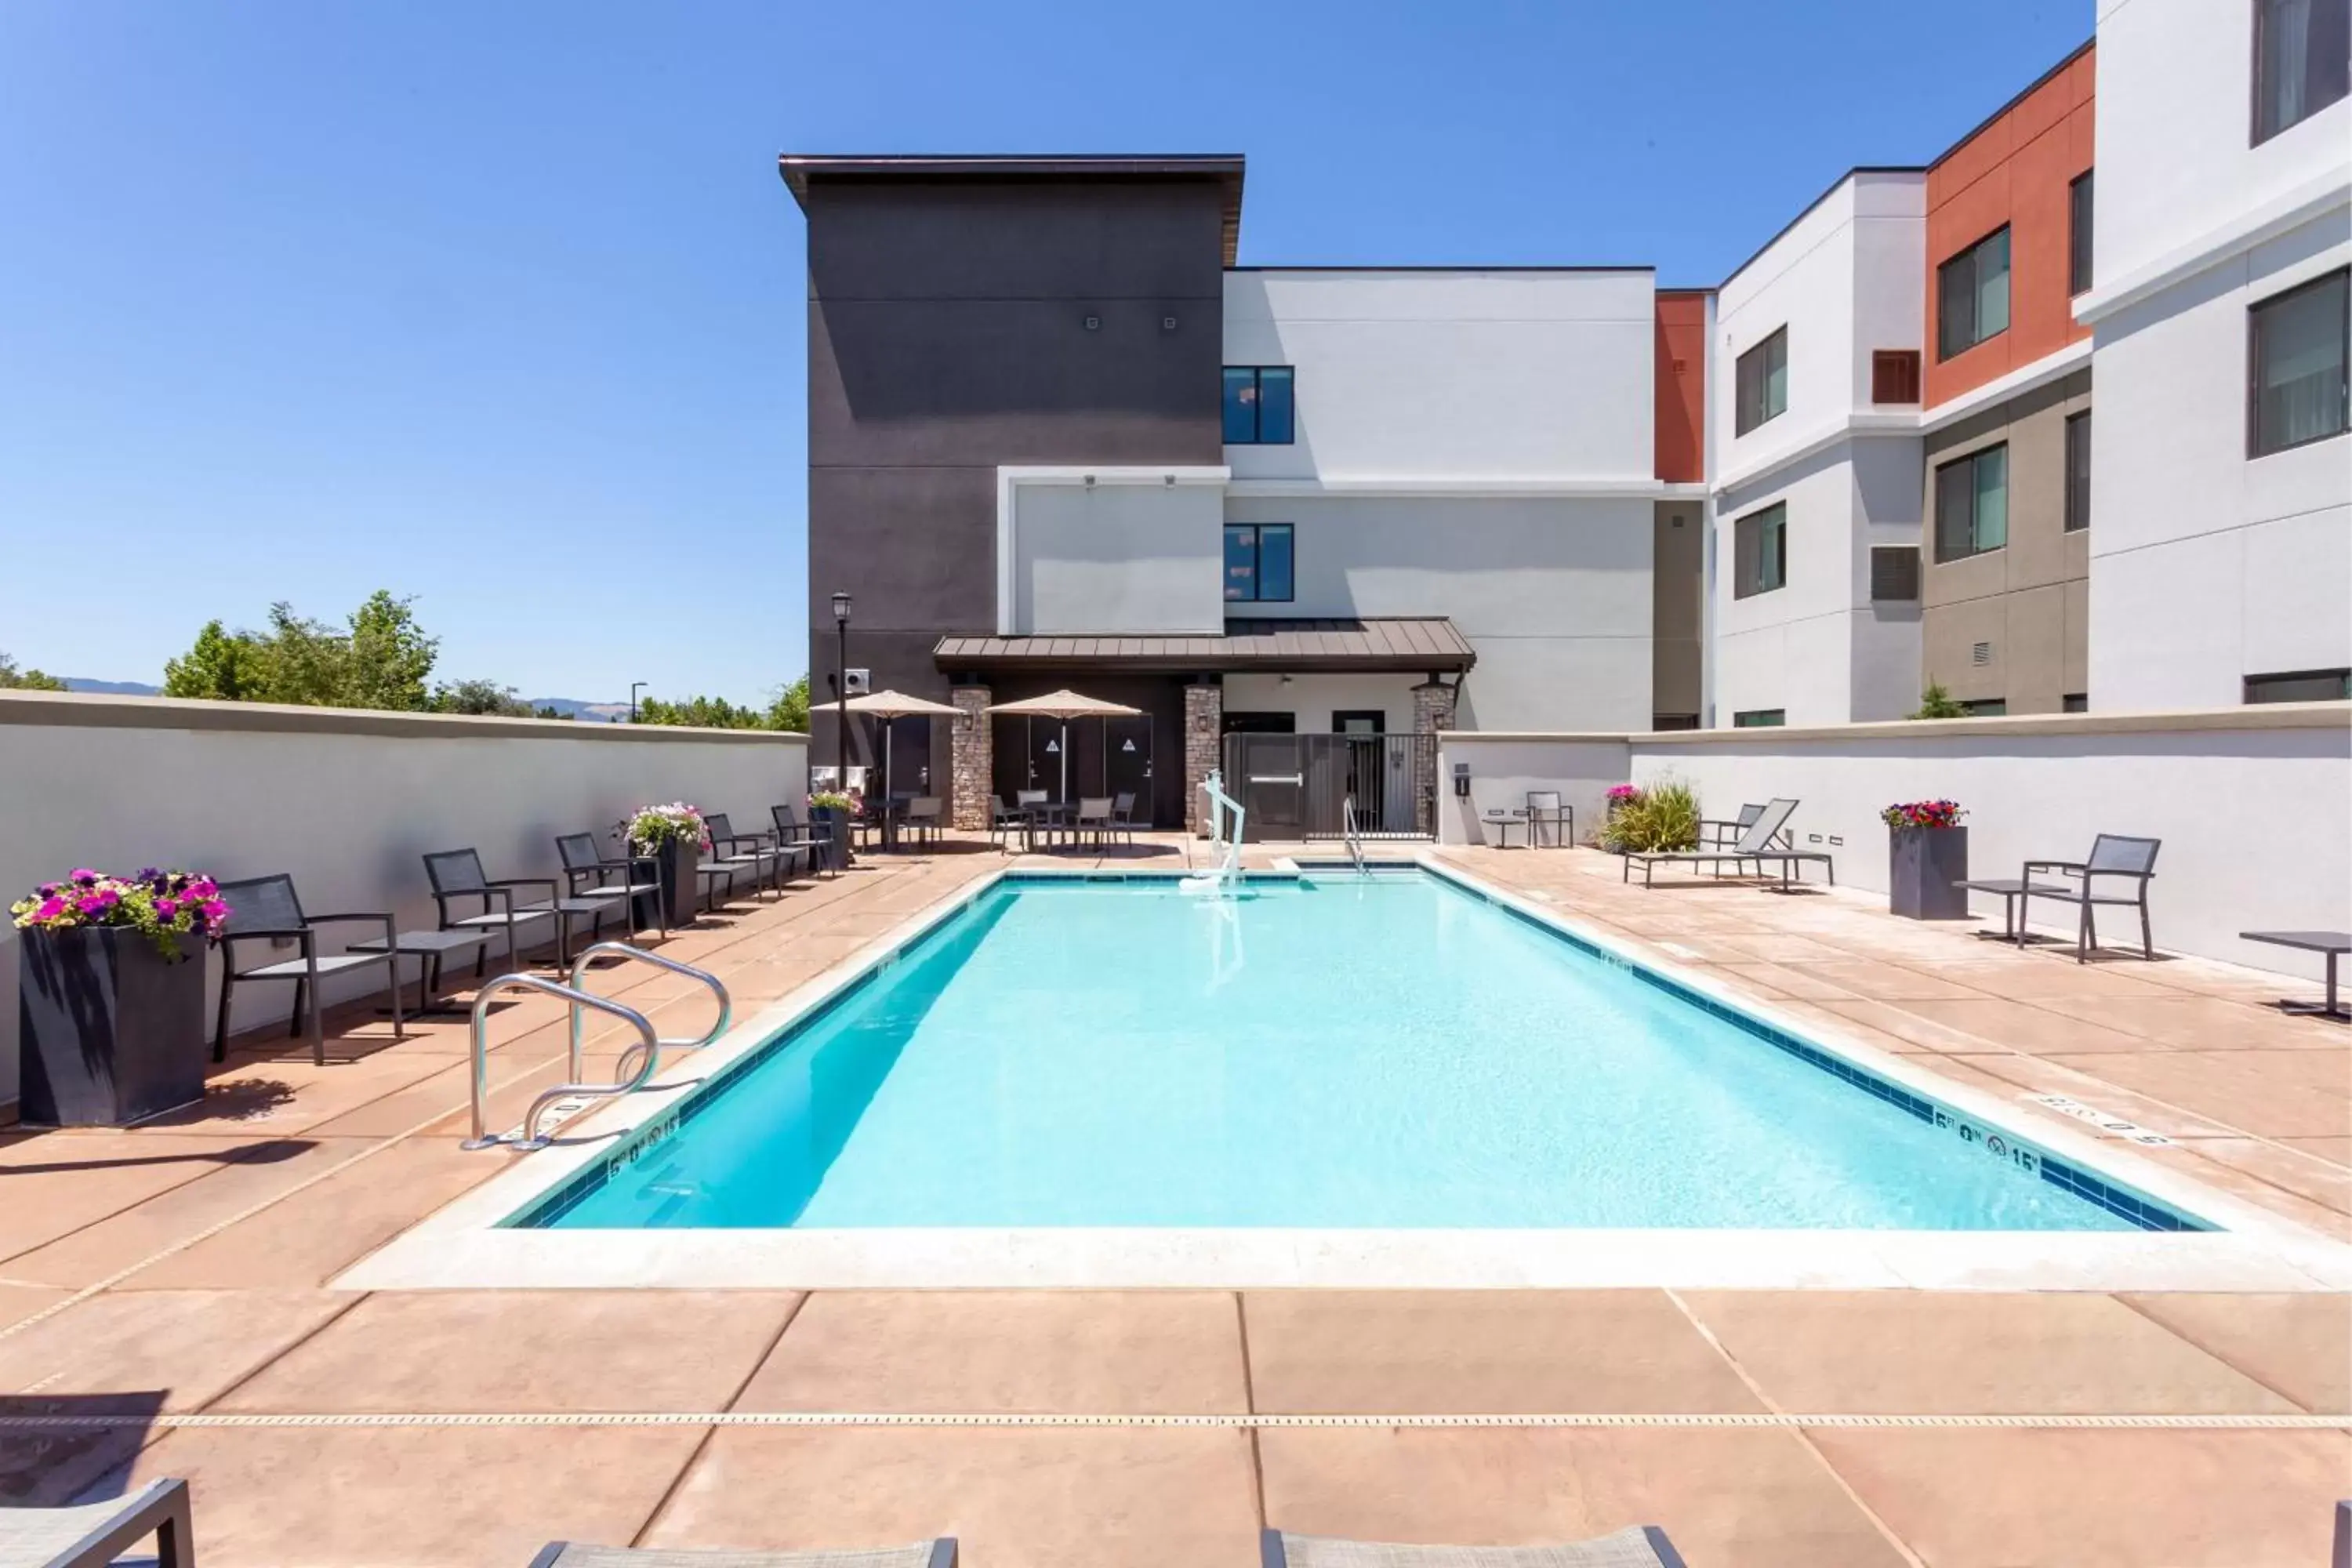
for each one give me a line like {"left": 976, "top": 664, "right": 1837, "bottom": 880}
{"left": 802, "top": 175, "right": 1227, "bottom": 778}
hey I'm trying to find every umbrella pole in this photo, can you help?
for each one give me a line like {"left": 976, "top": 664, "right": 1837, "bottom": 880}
{"left": 1059, "top": 720, "right": 1069, "bottom": 801}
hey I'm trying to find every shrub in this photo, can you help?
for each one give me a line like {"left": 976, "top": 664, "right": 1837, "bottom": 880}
{"left": 1909, "top": 682, "right": 1969, "bottom": 720}
{"left": 1601, "top": 779, "right": 1700, "bottom": 852}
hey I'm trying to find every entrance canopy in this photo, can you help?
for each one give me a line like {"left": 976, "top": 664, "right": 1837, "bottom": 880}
{"left": 935, "top": 617, "right": 1475, "bottom": 676}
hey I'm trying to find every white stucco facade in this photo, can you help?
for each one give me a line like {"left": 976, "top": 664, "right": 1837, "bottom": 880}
{"left": 2081, "top": 0, "right": 2352, "bottom": 710}
{"left": 998, "top": 467, "right": 1229, "bottom": 637}
{"left": 1709, "top": 172, "right": 1928, "bottom": 726}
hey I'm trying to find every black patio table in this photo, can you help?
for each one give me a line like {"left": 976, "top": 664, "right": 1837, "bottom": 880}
{"left": 2238, "top": 930, "right": 2350, "bottom": 1022}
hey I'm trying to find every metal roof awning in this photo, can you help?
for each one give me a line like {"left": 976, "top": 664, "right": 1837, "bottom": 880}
{"left": 934, "top": 618, "right": 1475, "bottom": 675}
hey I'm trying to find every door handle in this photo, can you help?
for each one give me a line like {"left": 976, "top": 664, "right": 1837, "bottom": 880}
{"left": 1248, "top": 775, "right": 1304, "bottom": 786}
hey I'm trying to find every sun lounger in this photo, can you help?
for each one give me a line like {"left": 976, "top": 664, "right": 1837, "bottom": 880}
{"left": 528, "top": 1541, "right": 956, "bottom": 1567}
{"left": 1620, "top": 797, "right": 1833, "bottom": 891}
{"left": 1262, "top": 1526, "right": 1685, "bottom": 1566}
{"left": 0, "top": 1478, "right": 194, "bottom": 1568}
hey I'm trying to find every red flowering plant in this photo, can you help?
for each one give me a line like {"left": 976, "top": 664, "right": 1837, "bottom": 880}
{"left": 9, "top": 868, "right": 231, "bottom": 961}
{"left": 1880, "top": 800, "right": 1965, "bottom": 830}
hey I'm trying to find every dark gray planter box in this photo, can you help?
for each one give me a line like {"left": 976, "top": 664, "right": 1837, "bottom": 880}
{"left": 811, "top": 807, "right": 853, "bottom": 869}
{"left": 648, "top": 838, "right": 701, "bottom": 927}
{"left": 19, "top": 926, "right": 207, "bottom": 1126}
{"left": 1889, "top": 826, "right": 1969, "bottom": 920}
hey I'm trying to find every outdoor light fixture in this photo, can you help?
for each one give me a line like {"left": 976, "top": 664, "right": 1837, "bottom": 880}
{"left": 628, "top": 681, "right": 648, "bottom": 724}
{"left": 832, "top": 592, "right": 853, "bottom": 793}
{"left": 1453, "top": 761, "right": 1472, "bottom": 798}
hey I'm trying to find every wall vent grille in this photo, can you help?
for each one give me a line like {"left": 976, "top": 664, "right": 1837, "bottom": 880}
{"left": 1972, "top": 642, "right": 1993, "bottom": 667}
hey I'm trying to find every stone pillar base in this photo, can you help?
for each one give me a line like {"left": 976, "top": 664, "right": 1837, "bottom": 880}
{"left": 1182, "top": 683, "right": 1222, "bottom": 836}
{"left": 949, "top": 684, "right": 992, "bottom": 831}
{"left": 1411, "top": 678, "right": 1457, "bottom": 837}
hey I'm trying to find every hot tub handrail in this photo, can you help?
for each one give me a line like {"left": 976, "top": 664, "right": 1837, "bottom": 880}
{"left": 564, "top": 942, "right": 731, "bottom": 1084}
{"left": 463, "top": 974, "right": 660, "bottom": 1151}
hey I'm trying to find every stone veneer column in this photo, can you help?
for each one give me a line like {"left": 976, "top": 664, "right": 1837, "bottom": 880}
{"left": 1182, "top": 682, "right": 1222, "bottom": 835}
{"left": 1411, "top": 678, "right": 1457, "bottom": 836}
{"left": 949, "top": 684, "right": 992, "bottom": 831}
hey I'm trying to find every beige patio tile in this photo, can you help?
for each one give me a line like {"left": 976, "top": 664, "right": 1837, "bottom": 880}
{"left": 1781, "top": 960, "right": 1994, "bottom": 1000}
{"left": 2284, "top": 1134, "right": 2352, "bottom": 1165}
{"left": 1921, "top": 1051, "right": 2245, "bottom": 1138}
{"left": 216, "top": 1289, "right": 798, "bottom": 1414}
{"left": 2119, "top": 1292, "right": 2352, "bottom": 1412}
{"left": 1242, "top": 1290, "right": 1762, "bottom": 1414}
{"left": 2170, "top": 1134, "right": 2352, "bottom": 1216}
{"left": 0, "top": 1134, "right": 256, "bottom": 1262}
{"left": 137, "top": 1052, "right": 459, "bottom": 1136}
{"left": 1256, "top": 1425, "right": 1904, "bottom": 1567}
{"left": 123, "top": 1422, "right": 704, "bottom": 1567}
{"left": 126, "top": 1137, "right": 505, "bottom": 1289}
{"left": 1807, "top": 999, "right": 1996, "bottom": 1054}
{"left": 640, "top": 1425, "right": 1260, "bottom": 1568}
{"left": 3, "top": 1135, "right": 379, "bottom": 1288}
{"left": 2032, "top": 993, "right": 2347, "bottom": 1050}
{"left": 739, "top": 1290, "right": 1246, "bottom": 1414}
{"left": 1713, "top": 935, "right": 1859, "bottom": 964}
{"left": 1807, "top": 1428, "right": 2350, "bottom": 1567}
{"left": 0, "top": 1285, "right": 67, "bottom": 1332}
{"left": 0, "top": 1289, "right": 351, "bottom": 1411}
{"left": 1711, "top": 962, "right": 1862, "bottom": 1001}
{"left": 2165, "top": 1145, "right": 2352, "bottom": 1239}
{"left": 1893, "top": 997, "right": 2169, "bottom": 1055}
{"left": 2045, "top": 1051, "right": 2350, "bottom": 1138}
{"left": 1912, "top": 956, "right": 2181, "bottom": 998}
{"left": 1678, "top": 1290, "right": 2296, "bottom": 1414}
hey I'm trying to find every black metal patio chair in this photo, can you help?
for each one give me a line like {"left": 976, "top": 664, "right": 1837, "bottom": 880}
{"left": 771, "top": 803, "right": 839, "bottom": 877}
{"left": 1526, "top": 789, "right": 1574, "bottom": 848}
{"left": 556, "top": 832, "right": 666, "bottom": 938}
{"left": 988, "top": 794, "right": 1029, "bottom": 852}
{"left": 422, "top": 848, "right": 561, "bottom": 975}
{"left": 705, "top": 811, "right": 789, "bottom": 898}
{"left": 212, "top": 874, "right": 405, "bottom": 1064}
{"left": 2017, "top": 833, "right": 2161, "bottom": 963}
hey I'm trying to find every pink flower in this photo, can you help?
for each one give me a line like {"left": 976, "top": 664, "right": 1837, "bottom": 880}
{"left": 155, "top": 896, "right": 180, "bottom": 919}
{"left": 33, "top": 896, "right": 65, "bottom": 922}
{"left": 69, "top": 869, "right": 99, "bottom": 887}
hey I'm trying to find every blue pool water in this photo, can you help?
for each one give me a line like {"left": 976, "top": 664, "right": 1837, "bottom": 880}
{"left": 532, "top": 873, "right": 2200, "bottom": 1232}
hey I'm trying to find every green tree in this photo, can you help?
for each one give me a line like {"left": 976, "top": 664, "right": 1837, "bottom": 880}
{"left": 765, "top": 674, "right": 811, "bottom": 732}
{"left": 252, "top": 602, "right": 350, "bottom": 706}
{"left": 343, "top": 591, "right": 437, "bottom": 710}
{"left": 534, "top": 704, "right": 572, "bottom": 720}
{"left": 633, "top": 694, "right": 763, "bottom": 729}
{"left": 1909, "top": 681, "right": 1969, "bottom": 720}
{"left": 0, "top": 652, "right": 67, "bottom": 691}
{"left": 162, "top": 621, "right": 266, "bottom": 701}
{"left": 162, "top": 591, "right": 441, "bottom": 710}
{"left": 433, "top": 677, "right": 535, "bottom": 717}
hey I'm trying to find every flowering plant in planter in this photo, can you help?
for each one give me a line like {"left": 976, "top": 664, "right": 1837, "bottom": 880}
{"left": 808, "top": 789, "right": 859, "bottom": 815}
{"left": 626, "top": 802, "right": 710, "bottom": 850}
{"left": 9, "top": 868, "right": 231, "bottom": 960}
{"left": 1880, "top": 799, "right": 1965, "bottom": 830}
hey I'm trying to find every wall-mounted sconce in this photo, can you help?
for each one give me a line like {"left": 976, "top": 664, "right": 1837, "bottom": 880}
{"left": 1452, "top": 761, "right": 1472, "bottom": 798}
{"left": 1083, "top": 314, "right": 1101, "bottom": 331}
{"left": 1162, "top": 315, "right": 1178, "bottom": 332}
{"left": 1083, "top": 474, "right": 1095, "bottom": 488}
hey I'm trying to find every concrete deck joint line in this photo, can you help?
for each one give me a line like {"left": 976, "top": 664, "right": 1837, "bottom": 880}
{"left": 0, "top": 1410, "right": 2343, "bottom": 1430}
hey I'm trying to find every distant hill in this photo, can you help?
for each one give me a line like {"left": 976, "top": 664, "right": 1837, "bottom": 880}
{"left": 60, "top": 678, "right": 629, "bottom": 720}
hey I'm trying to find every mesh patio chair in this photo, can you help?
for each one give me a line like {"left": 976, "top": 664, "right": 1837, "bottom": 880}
{"left": 556, "top": 832, "right": 665, "bottom": 939}
{"left": 0, "top": 1478, "right": 194, "bottom": 1568}
{"left": 212, "top": 874, "right": 405, "bottom": 1065}
{"left": 423, "top": 848, "right": 560, "bottom": 975}
{"left": 902, "top": 796, "right": 945, "bottom": 848}
{"left": 1073, "top": 795, "right": 1115, "bottom": 850}
{"left": 1111, "top": 789, "right": 1140, "bottom": 844}
{"left": 1699, "top": 802, "right": 1766, "bottom": 850}
{"left": 705, "top": 812, "right": 787, "bottom": 899}
{"left": 1526, "top": 789, "right": 1574, "bottom": 848}
{"left": 988, "top": 794, "right": 1029, "bottom": 852}
{"left": 529, "top": 1542, "right": 956, "bottom": 1568}
{"left": 770, "top": 804, "right": 837, "bottom": 878}
{"left": 1262, "top": 1526, "right": 1685, "bottom": 1566}
{"left": 2018, "top": 833, "right": 2162, "bottom": 963}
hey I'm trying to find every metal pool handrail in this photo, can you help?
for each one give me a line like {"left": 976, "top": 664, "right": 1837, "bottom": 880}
{"left": 462, "top": 975, "right": 660, "bottom": 1151}
{"left": 565, "top": 941, "right": 732, "bottom": 1085}
{"left": 1342, "top": 794, "right": 1367, "bottom": 877}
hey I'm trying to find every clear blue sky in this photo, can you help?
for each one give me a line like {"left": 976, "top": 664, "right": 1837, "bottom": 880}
{"left": 0, "top": 0, "right": 2090, "bottom": 704}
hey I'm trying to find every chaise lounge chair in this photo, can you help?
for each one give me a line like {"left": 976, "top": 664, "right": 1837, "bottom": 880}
{"left": 1262, "top": 1526, "right": 1685, "bottom": 1566}
{"left": 0, "top": 1478, "right": 194, "bottom": 1568}
{"left": 1620, "top": 797, "right": 1833, "bottom": 891}
{"left": 528, "top": 1541, "right": 956, "bottom": 1567}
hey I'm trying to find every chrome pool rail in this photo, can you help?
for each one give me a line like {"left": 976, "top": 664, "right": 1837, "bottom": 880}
{"left": 460, "top": 944, "right": 731, "bottom": 1152}
{"left": 1341, "top": 794, "right": 1367, "bottom": 877}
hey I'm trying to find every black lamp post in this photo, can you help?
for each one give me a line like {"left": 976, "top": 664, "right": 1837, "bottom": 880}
{"left": 628, "top": 681, "right": 647, "bottom": 724}
{"left": 831, "top": 590, "right": 852, "bottom": 786}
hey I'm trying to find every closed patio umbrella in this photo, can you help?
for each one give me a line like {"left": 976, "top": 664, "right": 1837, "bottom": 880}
{"left": 840, "top": 690, "right": 964, "bottom": 824}
{"left": 984, "top": 688, "right": 1143, "bottom": 801}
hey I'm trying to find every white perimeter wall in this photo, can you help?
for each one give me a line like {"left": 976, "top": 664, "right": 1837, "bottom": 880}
{"left": 1438, "top": 705, "right": 2350, "bottom": 981}
{"left": 1223, "top": 493, "right": 1655, "bottom": 731}
{"left": 1221, "top": 270, "right": 1655, "bottom": 483}
{"left": 1004, "top": 472, "right": 1226, "bottom": 636}
{"left": 0, "top": 694, "right": 808, "bottom": 1109}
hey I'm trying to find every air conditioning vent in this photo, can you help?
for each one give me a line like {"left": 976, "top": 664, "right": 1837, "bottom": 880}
{"left": 1872, "top": 349, "right": 1922, "bottom": 405}
{"left": 1971, "top": 642, "right": 1993, "bottom": 667}
{"left": 1871, "top": 546, "right": 1920, "bottom": 601}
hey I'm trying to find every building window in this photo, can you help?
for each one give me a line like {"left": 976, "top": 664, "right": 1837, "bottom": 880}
{"left": 1222, "top": 366, "right": 1295, "bottom": 445}
{"left": 2254, "top": 0, "right": 2350, "bottom": 144}
{"left": 1734, "top": 328, "right": 1788, "bottom": 435}
{"left": 1961, "top": 699, "right": 2009, "bottom": 717}
{"left": 1733, "top": 708, "right": 1786, "bottom": 728}
{"left": 1938, "top": 226, "right": 2012, "bottom": 360}
{"left": 2063, "top": 693, "right": 2089, "bottom": 713}
{"left": 1733, "top": 502, "right": 1788, "bottom": 598}
{"left": 1652, "top": 713, "right": 1700, "bottom": 731}
{"left": 2063, "top": 412, "right": 2092, "bottom": 532}
{"left": 2069, "top": 171, "right": 2095, "bottom": 296}
{"left": 1870, "top": 545, "right": 1921, "bottom": 601}
{"left": 1871, "top": 349, "right": 1922, "bottom": 405}
{"left": 1933, "top": 444, "right": 2009, "bottom": 562}
{"left": 2249, "top": 268, "right": 2350, "bottom": 456}
{"left": 1224, "top": 524, "right": 1294, "bottom": 602}
{"left": 2245, "top": 667, "right": 2352, "bottom": 702}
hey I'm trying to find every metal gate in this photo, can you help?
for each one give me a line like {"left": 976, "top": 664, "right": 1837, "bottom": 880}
{"left": 1221, "top": 734, "right": 1434, "bottom": 841}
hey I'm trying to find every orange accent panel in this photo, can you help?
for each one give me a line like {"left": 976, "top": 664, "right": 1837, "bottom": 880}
{"left": 1654, "top": 291, "right": 1708, "bottom": 482}
{"left": 1924, "top": 45, "right": 2096, "bottom": 407}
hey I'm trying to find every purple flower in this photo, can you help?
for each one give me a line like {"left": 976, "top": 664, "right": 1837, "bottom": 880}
{"left": 187, "top": 877, "right": 218, "bottom": 898}
{"left": 155, "top": 896, "right": 180, "bottom": 919}
{"left": 134, "top": 867, "right": 159, "bottom": 883}
{"left": 33, "top": 896, "right": 66, "bottom": 922}
{"left": 36, "top": 882, "right": 57, "bottom": 897}
{"left": 75, "top": 894, "right": 109, "bottom": 916}
{"left": 69, "top": 869, "right": 99, "bottom": 887}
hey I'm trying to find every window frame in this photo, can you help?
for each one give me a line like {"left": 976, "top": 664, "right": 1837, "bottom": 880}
{"left": 2068, "top": 170, "right": 2095, "bottom": 296}
{"left": 2252, "top": 0, "right": 2352, "bottom": 145}
{"left": 1733, "top": 502, "right": 1788, "bottom": 600}
{"left": 1733, "top": 327, "right": 1788, "bottom": 437}
{"left": 1937, "top": 224, "right": 2013, "bottom": 361}
{"left": 1221, "top": 365, "right": 1296, "bottom": 445}
{"left": 2247, "top": 267, "right": 2351, "bottom": 458}
{"left": 2245, "top": 667, "right": 2352, "bottom": 703}
{"left": 1222, "top": 522, "right": 1295, "bottom": 604}
{"left": 1731, "top": 708, "right": 1787, "bottom": 728}
{"left": 1933, "top": 442, "right": 2010, "bottom": 564}
{"left": 2063, "top": 411, "right": 2092, "bottom": 533}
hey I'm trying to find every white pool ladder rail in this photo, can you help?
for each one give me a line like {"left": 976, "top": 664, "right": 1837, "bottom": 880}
{"left": 1181, "top": 768, "right": 1246, "bottom": 896}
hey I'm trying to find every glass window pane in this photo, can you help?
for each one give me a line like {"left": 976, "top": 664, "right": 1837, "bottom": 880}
{"left": 2071, "top": 173, "right": 2095, "bottom": 295}
{"left": 2254, "top": 273, "right": 2350, "bottom": 453}
{"left": 2065, "top": 413, "right": 2092, "bottom": 532}
{"left": 1255, "top": 368, "right": 1294, "bottom": 444}
{"left": 1257, "top": 525, "right": 1294, "bottom": 601}
{"left": 1736, "top": 342, "right": 1762, "bottom": 434}
{"left": 1976, "top": 230, "right": 2011, "bottom": 341}
{"left": 1223, "top": 524, "right": 1258, "bottom": 601}
{"left": 1973, "top": 446, "right": 2008, "bottom": 552}
{"left": 1939, "top": 254, "right": 1974, "bottom": 360}
{"left": 1934, "top": 459, "right": 1973, "bottom": 561}
{"left": 1763, "top": 332, "right": 1788, "bottom": 420}
{"left": 1222, "top": 368, "right": 1258, "bottom": 444}
{"left": 1762, "top": 508, "right": 1786, "bottom": 590}
{"left": 2256, "top": 0, "right": 2347, "bottom": 140}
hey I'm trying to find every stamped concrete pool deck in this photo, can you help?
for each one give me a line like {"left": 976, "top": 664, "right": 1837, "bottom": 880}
{"left": 1, "top": 836, "right": 2345, "bottom": 1566}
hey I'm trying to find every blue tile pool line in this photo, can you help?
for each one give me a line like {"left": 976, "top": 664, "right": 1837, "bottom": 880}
{"left": 509, "top": 866, "right": 2215, "bottom": 1233}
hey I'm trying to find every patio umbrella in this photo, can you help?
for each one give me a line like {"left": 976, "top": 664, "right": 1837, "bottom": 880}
{"left": 984, "top": 688, "right": 1143, "bottom": 801}
{"left": 840, "top": 689, "right": 964, "bottom": 803}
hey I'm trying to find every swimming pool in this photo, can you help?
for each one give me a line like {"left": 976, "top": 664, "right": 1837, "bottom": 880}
{"left": 520, "top": 870, "right": 2207, "bottom": 1234}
